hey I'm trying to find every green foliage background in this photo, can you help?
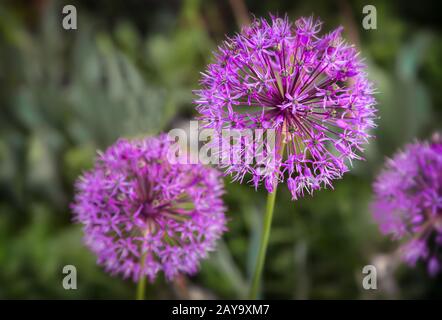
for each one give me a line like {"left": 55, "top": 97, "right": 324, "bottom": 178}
{"left": 0, "top": 0, "right": 441, "bottom": 299}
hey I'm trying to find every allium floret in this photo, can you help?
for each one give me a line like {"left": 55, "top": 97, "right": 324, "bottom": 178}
{"left": 72, "top": 135, "right": 227, "bottom": 282}
{"left": 195, "top": 15, "right": 377, "bottom": 199}
{"left": 372, "top": 134, "right": 442, "bottom": 276}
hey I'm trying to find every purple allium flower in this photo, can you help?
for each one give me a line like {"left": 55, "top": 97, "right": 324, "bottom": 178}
{"left": 195, "top": 15, "right": 377, "bottom": 199}
{"left": 71, "top": 135, "right": 227, "bottom": 282}
{"left": 372, "top": 134, "right": 442, "bottom": 276}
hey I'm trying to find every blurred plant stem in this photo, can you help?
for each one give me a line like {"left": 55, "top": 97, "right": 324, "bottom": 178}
{"left": 136, "top": 274, "right": 146, "bottom": 300}
{"left": 249, "top": 183, "right": 278, "bottom": 299}
{"left": 228, "top": 0, "right": 250, "bottom": 27}
{"left": 136, "top": 243, "right": 147, "bottom": 300}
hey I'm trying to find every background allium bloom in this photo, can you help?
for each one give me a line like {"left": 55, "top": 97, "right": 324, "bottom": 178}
{"left": 72, "top": 135, "right": 227, "bottom": 282}
{"left": 195, "top": 16, "right": 377, "bottom": 199}
{"left": 372, "top": 135, "right": 442, "bottom": 276}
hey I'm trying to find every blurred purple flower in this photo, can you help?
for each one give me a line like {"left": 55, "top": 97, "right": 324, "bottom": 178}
{"left": 372, "top": 134, "right": 442, "bottom": 276}
{"left": 72, "top": 135, "right": 227, "bottom": 282}
{"left": 195, "top": 15, "right": 377, "bottom": 199}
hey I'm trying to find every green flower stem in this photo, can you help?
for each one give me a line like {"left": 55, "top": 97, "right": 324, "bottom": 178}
{"left": 249, "top": 140, "right": 285, "bottom": 299}
{"left": 248, "top": 183, "right": 279, "bottom": 299}
{"left": 137, "top": 237, "right": 148, "bottom": 300}
{"left": 136, "top": 272, "right": 146, "bottom": 300}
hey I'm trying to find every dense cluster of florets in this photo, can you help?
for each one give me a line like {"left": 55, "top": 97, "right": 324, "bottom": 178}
{"left": 72, "top": 135, "right": 227, "bottom": 282}
{"left": 195, "top": 15, "right": 377, "bottom": 199}
{"left": 372, "top": 135, "right": 442, "bottom": 276}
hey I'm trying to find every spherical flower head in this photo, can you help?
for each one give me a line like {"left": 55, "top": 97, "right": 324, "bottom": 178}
{"left": 195, "top": 15, "right": 377, "bottom": 199}
{"left": 372, "top": 134, "right": 442, "bottom": 276}
{"left": 71, "top": 135, "right": 227, "bottom": 282}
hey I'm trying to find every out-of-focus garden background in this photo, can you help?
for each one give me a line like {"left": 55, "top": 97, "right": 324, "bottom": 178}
{"left": 0, "top": 0, "right": 441, "bottom": 299}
